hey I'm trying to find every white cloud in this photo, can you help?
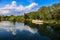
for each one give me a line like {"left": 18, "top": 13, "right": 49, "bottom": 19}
{"left": 26, "top": 2, "right": 38, "bottom": 10}
{"left": 0, "top": 1, "right": 38, "bottom": 15}
{"left": 12, "top": 1, "right": 16, "bottom": 5}
{"left": 11, "top": 1, "right": 16, "bottom": 8}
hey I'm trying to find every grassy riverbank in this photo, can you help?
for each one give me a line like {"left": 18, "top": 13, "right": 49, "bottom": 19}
{"left": 44, "top": 20, "right": 60, "bottom": 24}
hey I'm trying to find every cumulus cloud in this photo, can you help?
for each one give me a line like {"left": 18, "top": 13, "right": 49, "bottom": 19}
{"left": 0, "top": 1, "right": 38, "bottom": 15}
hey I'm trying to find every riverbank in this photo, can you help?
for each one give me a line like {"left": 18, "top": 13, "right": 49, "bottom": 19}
{"left": 44, "top": 20, "right": 60, "bottom": 25}
{"left": 24, "top": 19, "right": 60, "bottom": 25}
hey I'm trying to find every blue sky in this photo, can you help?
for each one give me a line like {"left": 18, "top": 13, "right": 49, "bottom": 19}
{"left": 0, "top": 0, "right": 60, "bottom": 7}
{"left": 0, "top": 0, "right": 60, "bottom": 16}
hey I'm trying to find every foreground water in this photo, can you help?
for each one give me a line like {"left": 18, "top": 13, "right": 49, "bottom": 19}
{"left": 0, "top": 21, "right": 50, "bottom": 40}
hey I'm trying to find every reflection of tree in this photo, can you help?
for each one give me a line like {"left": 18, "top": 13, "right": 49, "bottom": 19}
{"left": 13, "top": 17, "right": 16, "bottom": 25}
{"left": 24, "top": 13, "right": 28, "bottom": 25}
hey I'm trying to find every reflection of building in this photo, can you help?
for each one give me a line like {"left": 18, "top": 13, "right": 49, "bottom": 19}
{"left": 32, "top": 20, "right": 43, "bottom": 25}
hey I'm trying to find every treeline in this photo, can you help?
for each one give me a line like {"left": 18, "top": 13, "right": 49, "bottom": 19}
{"left": 25, "top": 3, "right": 60, "bottom": 20}
{"left": 0, "top": 15, "right": 24, "bottom": 22}
{"left": 0, "top": 3, "right": 60, "bottom": 23}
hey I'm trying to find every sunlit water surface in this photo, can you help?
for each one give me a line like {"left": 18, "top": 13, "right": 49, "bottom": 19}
{"left": 0, "top": 21, "right": 50, "bottom": 40}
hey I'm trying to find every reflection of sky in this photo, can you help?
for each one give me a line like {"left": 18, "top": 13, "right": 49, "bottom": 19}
{"left": 0, "top": 21, "right": 38, "bottom": 35}
{"left": 0, "top": 21, "right": 50, "bottom": 40}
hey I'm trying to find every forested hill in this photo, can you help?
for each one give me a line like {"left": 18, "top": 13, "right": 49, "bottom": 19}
{"left": 25, "top": 3, "right": 60, "bottom": 20}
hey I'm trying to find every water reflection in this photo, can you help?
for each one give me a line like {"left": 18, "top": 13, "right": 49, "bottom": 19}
{"left": 0, "top": 21, "right": 38, "bottom": 35}
{"left": 47, "top": 25, "right": 54, "bottom": 32}
{"left": 0, "top": 21, "right": 50, "bottom": 40}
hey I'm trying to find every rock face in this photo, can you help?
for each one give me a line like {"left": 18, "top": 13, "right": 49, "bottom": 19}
{"left": 32, "top": 20, "right": 43, "bottom": 24}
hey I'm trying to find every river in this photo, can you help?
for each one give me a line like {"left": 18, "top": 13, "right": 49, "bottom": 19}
{"left": 0, "top": 21, "right": 50, "bottom": 40}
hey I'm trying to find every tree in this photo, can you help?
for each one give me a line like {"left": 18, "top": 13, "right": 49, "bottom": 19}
{"left": 52, "top": 9, "right": 60, "bottom": 20}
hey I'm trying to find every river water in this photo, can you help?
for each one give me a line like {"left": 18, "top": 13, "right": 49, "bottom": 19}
{"left": 0, "top": 21, "right": 50, "bottom": 40}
